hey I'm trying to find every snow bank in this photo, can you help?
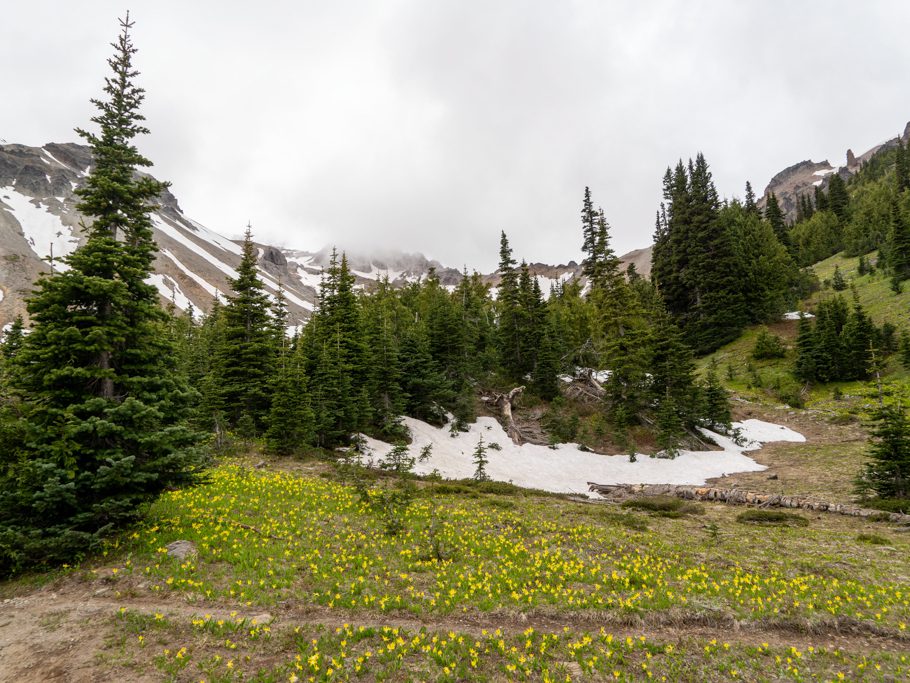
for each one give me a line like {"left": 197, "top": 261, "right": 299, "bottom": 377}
{"left": 1, "top": 186, "right": 79, "bottom": 270}
{"left": 362, "top": 416, "right": 803, "bottom": 495}
{"left": 734, "top": 418, "right": 805, "bottom": 449}
{"left": 146, "top": 273, "right": 196, "bottom": 314}
{"left": 783, "top": 311, "right": 814, "bottom": 320}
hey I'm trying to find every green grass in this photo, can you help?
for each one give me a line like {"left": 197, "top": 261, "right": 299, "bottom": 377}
{"left": 94, "top": 464, "right": 910, "bottom": 629}
{"left": 697, "top": 250, "right": 910, "bottom": 412}
{"left": 107, "top": 609, "right": 909, "bottom": 682}
{"left": 736, "top": 510, "right": 809, "bottom": 527}
{"left": 6, "top": 459, "right": 910, "bottom": 680}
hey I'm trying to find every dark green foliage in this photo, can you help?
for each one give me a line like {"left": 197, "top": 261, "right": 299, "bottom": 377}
{"left": 655, "top": 396, "right": 683, "bottom": 458}
{"left": 789, "top": 210, "right": 843, "bottom": 266}
{"left": 531, "top": 316, "right": 560, "bottom": 400}
{"left": 752, "top": 328, "right": 786, "bottom": 360}
{"left": 901, "top": 332, "right": 910, "bottom": 370}
{"left": 763, "top": 192, "right": 788, "bottom": 245}
{"left": 856, "top": 533, "right": 891, "bottom": 546}
{"left": 897, "top": 137, "right": 910, "bottom": 193}
{"left": 621, "top": 496, "right": 703, "bottom": 518}
{"left": 652, "top": 155, "right": 763, "bottom": 354}
{"left": 736, "top": 510, "right": 809, "bottom": 526}
{"left": 858, "top": 403, "right": 910, "bottom": 500}
{"left": 0, "top": 16, "right": 203, "bottom": 575}
{"left": 794, "top": 297, "right": 882, "bottom": 383}
{"left": 831, "top": 265, "right": 847, "bottom": 291}
{"left": 826, "top": 173, "right": 850, "bottom": 222}
{"left": 887, "top": 199, "right": 910, "bottom": 283}
{"left": 743, "top": 181, "right": 759, "bottom": 215}
{"left": 700, "top": 366, "right": 731, "bottom": 431}
{"left": 304, "top": 251, "right": 373, "bottom": 446}
{"left": 542, "top": 398, "right": 579, "bottom": 444}
{"left": 725, "top": 202, "right": 798, "bottom": 321}
{"left": 265, "top": 346, "right": 314, "bottom": 455}
{"left": 472, "top": 436, "right": 490, "bottom": 481}
{"left": 0, "top": 315, "right": 24, "bottom": 361}
{"left": 207, "top": 227, "right": 278, "bottom": 432}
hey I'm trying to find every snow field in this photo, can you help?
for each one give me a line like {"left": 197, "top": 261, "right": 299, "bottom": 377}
{"left": 1, "top": 186, "right": 79, "bottom": 270}
{"left": 362, "top": 416, "right": 804, "bottom": 495}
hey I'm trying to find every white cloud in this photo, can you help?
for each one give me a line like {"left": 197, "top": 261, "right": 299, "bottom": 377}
{"left": 3, "top": 0, "right": 910, "bottom": 271}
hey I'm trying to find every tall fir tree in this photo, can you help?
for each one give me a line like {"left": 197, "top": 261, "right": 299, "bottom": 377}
{"left": 495, "top": 232, "right": 524, "bottom": 381}
{"left": 209, "top": 226, "right": 278, "bottom": 434}
{"left": 887, "top": 199, "right": 910, "bottom": 282}
{"left": 743, "top": 181, "right": 759, "bottom": 216}
{"left": 826, "top": 173, "right": 850, "bottom": 222}
{"left": 896, "top": 137, "right": 910, "bottom": 194}
{"left": 764, "top": 192, "right": 788, "bottom": 245}
{"left": 860, "top": 403, "right": 910, "bottom": 500}
{"left": 0, "top": 16, "right": 202, "bottom": 574}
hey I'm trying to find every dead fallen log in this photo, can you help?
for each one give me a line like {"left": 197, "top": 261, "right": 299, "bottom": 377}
{"left": 483, "top": 386, "right": 526, "bottom": 444}
{"left": 586, "top": 482, "right": 910, "bottom": 524}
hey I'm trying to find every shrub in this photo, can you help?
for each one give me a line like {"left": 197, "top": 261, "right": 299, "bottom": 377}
{"left": 752, "top": 329, "right": 787, "bottom": 360}
{"left": 621, "top": 496, "right": 704, "bottom": 517}
{"left": 856, "top": 533, "right": 891, "bottom": 545}
{"left": 736, "top": 509, "right": 809, "bottom": 526}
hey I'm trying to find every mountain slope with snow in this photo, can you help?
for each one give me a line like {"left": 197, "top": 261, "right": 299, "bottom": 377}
{"left": 0, "top": 141, "right": 642, "bottom": 327}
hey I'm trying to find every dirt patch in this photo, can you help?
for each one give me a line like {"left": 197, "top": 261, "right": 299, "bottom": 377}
{"left": 3, "top": 571, "right": 909, "bottom": 683}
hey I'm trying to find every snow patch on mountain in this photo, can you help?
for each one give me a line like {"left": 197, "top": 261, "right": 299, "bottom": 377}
{"left": 1, "top": 186, "right": 79, "bottom": 270}
{"left": 185, "top": 217, "right": 243, "bottom": 256}
{"left": 153, "top": 213, "right": 240, "bottom": 280}
{"left": 146, "top": 273, "right": 196, "bottom": 314}
{"left": 161, "top": 249, "right": 220, "bottom": 298}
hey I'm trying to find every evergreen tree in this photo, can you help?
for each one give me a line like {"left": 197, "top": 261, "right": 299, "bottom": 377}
{"left": 398, "top": 322, "right": 453, "bottom": 425}
{"left": 860, "top": 403, "right": 910, "bottom": 500}
{"left": 764, "top": 192, "right": 788, "bottom": 245}
{"left": 896, "top": 137, "right": 910, "bottom": 194}
{"left": 652, "top": 155, "right": 749, "bottom": 353}
{"left": 305, "top": 251, "right": 371, "bottom": 445}
{"left": 472, "top": 436, "right": 490, "bottom": 481}
{"left": 814, "top": 184, "right": 829, "bottom": 212}
{"left": 209, "top": 226, "right": 277, "bottom": 434}
{"left": 887, "top": 199, "right": 910, "bottom": 282}
{"left": 831, "top": 265, "right": 847, "bottom": 291}
{"left": 743, "top": 181, "right": 759, "bottom": 216}
{"left": 0, "top": 315, "right": 25, "bottom": 361}
{"left": 700, "top": 366, "right": 731, "bottom": 431}
{"left": 264, "top": 344, "right": 314, "bottom": 455}
{"left": 793, "top": 315, "right": 818, "bottom": 382}
{"left": 0, "top": 16, "right": 202, "bottom": 574}
{"left": 531, "top": 316, "right": 560, "bottom": 400}
{"left": 580, "top": 187, "right": 598, "bottom": 280}
{"left": 655, "top": 395, "right": 684, "bottom": 458}
{"left": 827, "top": 173, "right": 850, "bottom": 222}
{"left": 495, "top": 232, "right": 524, "bottom": 381}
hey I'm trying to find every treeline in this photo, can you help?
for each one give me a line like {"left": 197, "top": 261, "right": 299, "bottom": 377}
{"left": 159, "top": 183, "right": 731, "bottom": 459}
{"left": 651, "top": 154, "right": 809, "bottom": 354}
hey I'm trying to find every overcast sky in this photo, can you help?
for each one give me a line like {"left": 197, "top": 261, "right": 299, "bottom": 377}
{"left": 4, "top": 1, "right": 910, "bottom": 271}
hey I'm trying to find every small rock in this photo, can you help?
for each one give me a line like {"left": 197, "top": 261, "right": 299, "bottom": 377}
{"left": 251, "top": 612, "right": 273, "bottom": 624}
{"left": 94, "top": 587, "right": 111, "bottom": 596}
{"left": 767, "top": 474, "right": 779, "bottom": 480}
{"left": 165, "top": 540, "right": 197, "bottom": 560}
{"left": 559, "top": 662, "right": 583, "bottom": 677}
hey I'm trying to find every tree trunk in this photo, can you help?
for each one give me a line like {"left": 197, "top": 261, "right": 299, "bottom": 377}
{"left": 490, "top": 386, "right": 525, "bottom": 444}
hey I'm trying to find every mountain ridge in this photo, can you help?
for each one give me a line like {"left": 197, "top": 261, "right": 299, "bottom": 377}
{"left": 0, "top": 141, "right": 645, "bottom": 328}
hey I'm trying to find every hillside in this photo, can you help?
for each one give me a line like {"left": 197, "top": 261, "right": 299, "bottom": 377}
{"left": 0, "top": 141, "right": 653, "bottom": 328}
